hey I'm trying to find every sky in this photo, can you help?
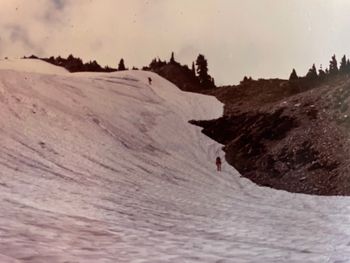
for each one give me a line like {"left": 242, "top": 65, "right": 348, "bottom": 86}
{"left": 1, "top": 0, "right": 350, "bottom": 85}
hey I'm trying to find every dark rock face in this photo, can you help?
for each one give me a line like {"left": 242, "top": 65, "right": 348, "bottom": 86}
{"left": 189, "top": 109, "right": 317, "bottom": 192}
{"left": 190, "top": 76, "right": 350, "bottom": 196}
{"left": 190, "top": 109, "right": 298, "bottom": 158}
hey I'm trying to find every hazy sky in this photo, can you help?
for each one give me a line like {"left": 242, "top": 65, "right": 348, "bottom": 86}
{"left": 1, "top": 0, "right": 350, "bottom": 85}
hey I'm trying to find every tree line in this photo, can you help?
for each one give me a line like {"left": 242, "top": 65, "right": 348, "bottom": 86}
{"left": 25, "top": 52, "right": 216, "bottom": 89}
{"left": 145, "top": 52, "right": 215, "bottom": 89}
{"left": 24, "top": 54, "right": 129, "bottom": 73}
{"left": 289, "top": 54, "right": 350, "bottom": 82}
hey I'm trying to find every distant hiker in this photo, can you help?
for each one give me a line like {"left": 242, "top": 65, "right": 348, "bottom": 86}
{"left": 148, "top": 77, "right": 152, "bottom": 85}
{"left": 216, "top": 156, "right": 222, "bottom": 172}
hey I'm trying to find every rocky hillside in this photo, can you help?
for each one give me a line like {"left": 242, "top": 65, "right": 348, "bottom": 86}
{"left": 192, "top": 76, "right": 350, "bottom": 195}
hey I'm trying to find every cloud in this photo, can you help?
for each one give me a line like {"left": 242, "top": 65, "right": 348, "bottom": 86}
{"left": 51, "top": 0, "right": 67, "bottom": 10}
{"left": 1, "top": 0, "right": 350, "bottom": 84}
{"left": 7, "top": 25, "right": 37, "bottom": 50}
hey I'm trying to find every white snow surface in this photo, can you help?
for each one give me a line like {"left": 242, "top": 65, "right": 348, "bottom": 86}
{"left": 1, "top": 60, "right": 350, "bottom": 262}
{"left": 0, "top": 59, "right": 68, "bottom": 75}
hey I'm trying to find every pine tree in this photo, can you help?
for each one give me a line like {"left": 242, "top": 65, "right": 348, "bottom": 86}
{"left": 170, "top": 52, "right": 175, "bottom": 63}
{"left": 196, "top": 54, "right": 210, "bottom": 85}
{"left": 347, "top": 59, "right": 350, "bottom": 72}
{"left": 191, "top": 62, "right": 196, "bottom": 76}
{"left": 118, "top": 58, "right": 126, "bottom": 71}
{"left": 67, "top": 54, "right": 74, "bottom": 62}
{"left": 340, "top": 55, "right": 347, "bottom": 72}
{"left": 318, "top": 64, "right": 326, "bottom": 80}
{"left": 289, "top": 68, "right": 298, "bottom": 80}
{"left": 195, "top": 54, "right": 215, "bottom": 88}
{"left": 306, "top": 64, "right": 318, "bottom": 80}
{"left": 240, "top": 76, "right": 249, "bottom": 84}
{"left": 329, "top": 54, "right": 338, "bottom": 75}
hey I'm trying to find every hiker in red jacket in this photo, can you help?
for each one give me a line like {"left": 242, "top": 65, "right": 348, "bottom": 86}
{"left": 216, "top": 156, "right": 222, "bottom": 172}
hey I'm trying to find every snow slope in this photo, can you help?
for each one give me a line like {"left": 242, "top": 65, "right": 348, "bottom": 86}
{"left": 0, "top": 58, "right": 68, "bottom": 75}
{"left": 1, "top": 59, "right": 350, "bottom": 262}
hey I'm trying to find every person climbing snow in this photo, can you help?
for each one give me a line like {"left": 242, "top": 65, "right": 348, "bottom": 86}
{"left": 216, "top": 156, "right": 222, "bottom": 172}
{"left": 148, "top": 77, "right": 152, "bottom": 85}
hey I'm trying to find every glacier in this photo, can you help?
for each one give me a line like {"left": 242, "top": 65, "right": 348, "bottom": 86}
{"left": 0, "top": 59, "right": 350, "bottom": 262}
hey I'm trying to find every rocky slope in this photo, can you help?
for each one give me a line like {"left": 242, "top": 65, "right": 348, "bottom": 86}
{"left": 192, "top": 76, "right": 350, "bottom": 195}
